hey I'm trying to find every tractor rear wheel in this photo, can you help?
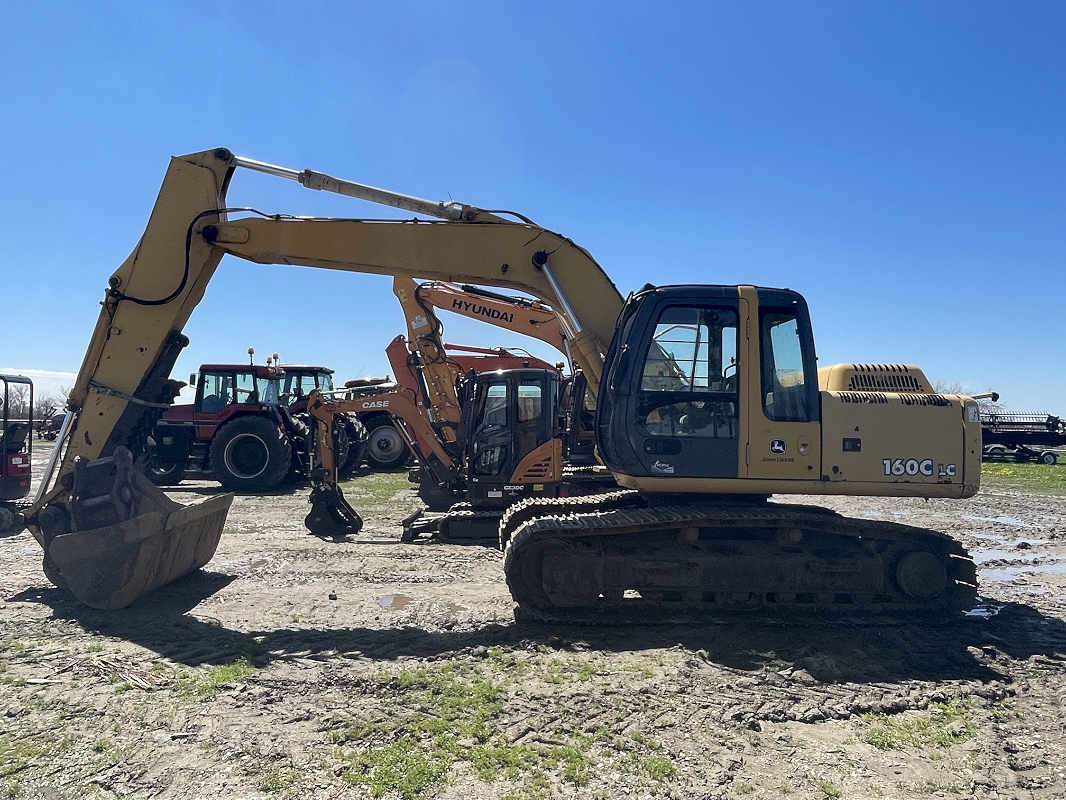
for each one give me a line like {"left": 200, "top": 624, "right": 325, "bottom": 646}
{"left": 365, "top": 417, "right": 411, "bottom": 471}
{"left": 210, "top": 416, "right": 292, "bottom": 492}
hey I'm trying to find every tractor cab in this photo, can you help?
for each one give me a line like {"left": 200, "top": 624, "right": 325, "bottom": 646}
{"left": 192, "top": 364, "right": 285, "bottom": 414}
{"left": 277, "top": 366, "right": 336, "bottom": 410}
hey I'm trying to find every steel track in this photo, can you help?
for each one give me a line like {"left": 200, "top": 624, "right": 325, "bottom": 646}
{"left": 502, "top": 495, "right": 977, "bottom": 623}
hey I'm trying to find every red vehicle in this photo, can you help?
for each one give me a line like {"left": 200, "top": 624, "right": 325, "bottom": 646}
{"left": 0, "top": 375, "right": 33, "bottom": 531}
{"left": 150, "top": 362, "right": 305, "bottom": 491}
{"left": 277, "top": 364, "right": 368, "bottom": 473}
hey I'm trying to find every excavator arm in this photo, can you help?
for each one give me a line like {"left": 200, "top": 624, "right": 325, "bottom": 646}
{"left": 399, "top": 278, "right": 567, "bottom": 356}
{"left": 27, "top": 147, "right": 623, "bottom": 608}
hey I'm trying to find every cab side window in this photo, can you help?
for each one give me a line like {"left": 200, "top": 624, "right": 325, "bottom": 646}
{"left": 236, "top": 372, "right": 257, "bottom": 403}
{"left": 517, "top": 381, "right": 543, "bottom": 423}
{"left": 636, "top": 305, "right": 739, "bottom": 438}
{"left": 481, "top": 383, "right": 508, "bottom": 428}
{"left": 198, "top": 373, "right": 234, "bottom": 413}
{"left": 760, "top": 311, "right": 812, "bottom": 422}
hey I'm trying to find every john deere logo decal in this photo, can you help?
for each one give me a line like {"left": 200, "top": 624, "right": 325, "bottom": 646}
{"left": 770, "top": 439, "right": 786, "bottom": 455}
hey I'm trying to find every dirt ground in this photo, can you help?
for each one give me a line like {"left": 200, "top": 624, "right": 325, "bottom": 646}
{"left": 1, "top": 445, "right": 1064, "bottom": 800}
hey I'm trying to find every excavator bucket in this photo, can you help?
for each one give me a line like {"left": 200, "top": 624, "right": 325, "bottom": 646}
{"left": 47, "top": 494, "right": 232, "bottom": 610}
{"left": 304, "top": 482, "right": 363, "bottom": 540}
{"left": 41, "top": 447, "right": 233, "bottom": 610}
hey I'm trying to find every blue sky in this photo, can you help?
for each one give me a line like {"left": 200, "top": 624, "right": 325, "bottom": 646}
{"left": 1, "top": 2, "right": 1062, "bottom": 410}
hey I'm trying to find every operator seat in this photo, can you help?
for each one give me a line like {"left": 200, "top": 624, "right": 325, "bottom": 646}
{"left": 200, "top": 394, "right": 225, "bottom": 414}
{"left": 0, "top": 422, "right": 29, "bottom": 450}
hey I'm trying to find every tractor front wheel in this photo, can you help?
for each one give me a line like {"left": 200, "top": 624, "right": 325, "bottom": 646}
{"left": 147, "top": 460, "right": 186, "bottom": 486}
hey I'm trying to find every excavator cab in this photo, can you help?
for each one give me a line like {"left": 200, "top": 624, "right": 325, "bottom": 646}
{"left": 459, "top": 368, "right": 563, "bottom": 508}
{"left": 597, "top": 285, "right": 818, "bottom": 481}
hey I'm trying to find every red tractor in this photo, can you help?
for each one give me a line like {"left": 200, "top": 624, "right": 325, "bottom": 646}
{"left": 149, "top": 362, "right": 307, "bottom": 491}
{"left": 150, "top": 361, "right": 368, "bottom": 491}
{"left": 0, "top": 375, "right": 34, "bottom": 531}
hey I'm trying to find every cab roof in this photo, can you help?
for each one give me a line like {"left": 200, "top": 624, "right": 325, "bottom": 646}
{"left": 199, "top": 364, "right": 286, "bottom": 378}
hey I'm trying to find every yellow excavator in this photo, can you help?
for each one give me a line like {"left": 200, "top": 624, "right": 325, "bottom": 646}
{"left": 26, "top": 148, "right": 980, "bottom": 620}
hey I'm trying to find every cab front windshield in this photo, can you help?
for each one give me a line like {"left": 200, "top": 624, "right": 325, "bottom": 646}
{"left": 260, "top": 378, "right": 281, "bottom": 405}
{"left": 283, "top": 372, "right": 334, "bottom": 399}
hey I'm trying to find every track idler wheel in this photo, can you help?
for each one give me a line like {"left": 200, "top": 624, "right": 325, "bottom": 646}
{"left": 894, "top": 551, "right": 948, "bottom": 600}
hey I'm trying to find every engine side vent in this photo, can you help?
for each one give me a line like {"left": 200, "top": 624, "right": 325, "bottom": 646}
{"left": 849, "top": 374, "right": 924, "bottom": 392}
{"left": 900, "top": 394, "right": 953, "bottom": 407}
{"left": 513, "top": 456, "right": 553, "bottom": 481}
{"left": 837, "top": 392, "right": 889, "bottom": 404}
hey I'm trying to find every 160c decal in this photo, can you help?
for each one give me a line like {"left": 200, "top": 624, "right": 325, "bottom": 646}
{"left": 882, "top": 458, "right": 957, "bottom": 478}
{"left": 883, "top": 458, "right": 933, "bottom": 476}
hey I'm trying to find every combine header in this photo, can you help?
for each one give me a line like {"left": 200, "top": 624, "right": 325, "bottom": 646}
{"left": 981, "top": 411, "right": 1066, "bottom": 464}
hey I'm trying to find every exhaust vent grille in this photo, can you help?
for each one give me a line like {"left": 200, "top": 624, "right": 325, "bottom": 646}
{"left": 845, "top": 364, "right": 927, "bottom": 393}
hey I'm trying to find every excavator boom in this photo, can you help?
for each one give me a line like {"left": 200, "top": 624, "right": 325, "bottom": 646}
{"left": 27, "top": 148, "right": 622, "bottom": 608}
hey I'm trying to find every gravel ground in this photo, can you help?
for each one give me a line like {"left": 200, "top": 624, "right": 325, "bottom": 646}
{"left": 1, "top": 444, "right": 1064, "bottom": 800}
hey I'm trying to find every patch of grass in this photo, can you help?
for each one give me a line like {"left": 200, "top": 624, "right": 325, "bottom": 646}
{"left": 2, "top": 780, "right": 19, "bottom": 800}
{"left": 177, "top": 655, "right": 256, "bottom": 700}
{"left": 92, "top": 739, "right": 110, "bottom": 753}
{"left": 259, "top": 769, "right": 302, "bottom": 795}
{"left": 340, "top": 471, "right": 420, "bottom": 511}
{"left": 541, "top": 658, "right": 565, "bottom": 685}
{"left": 982, "top": 461, "right": 1066, "bottom": 493}
{"left": 343, "top": 737, "right": 448, "bottom": 799}
{"left": 641, "top": 755, "right": 675, "bottom": 781}
{"left": 623, "top": 663, "right": 654, "bottom": 679}
{"left": 630, "top": 732, "right": 661, "bottom": 751}
{"left": 0, "top": 733, "right": 71, "bottom": 779}
{"left": 87, "top": 643, "right": 103, "bottom": 653}
{"left": 862, "top": 702, "right": 974, "bottom": 750}
{"left": 332, "top": 659, "right": 671, "bottom": 798}
{"left": 817, "top": 778, "right": 841, "bottom": 799}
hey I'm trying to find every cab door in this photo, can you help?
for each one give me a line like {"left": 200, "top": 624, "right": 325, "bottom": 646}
{"left": 608, "top": 289, "right": 743, "bottom": 479}
{"left": 193, "top": 371, "right": 236, "bottom": 438}
{"left": 739, "top": 287, "right": 821, "bottom": 480}
{"left": 467, "top": 378, "right": 512, "bottom": 482}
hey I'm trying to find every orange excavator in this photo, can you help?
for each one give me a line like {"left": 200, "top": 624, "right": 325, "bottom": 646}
{"left": 27, "top": 148, "right": 980, "bottom": 622}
